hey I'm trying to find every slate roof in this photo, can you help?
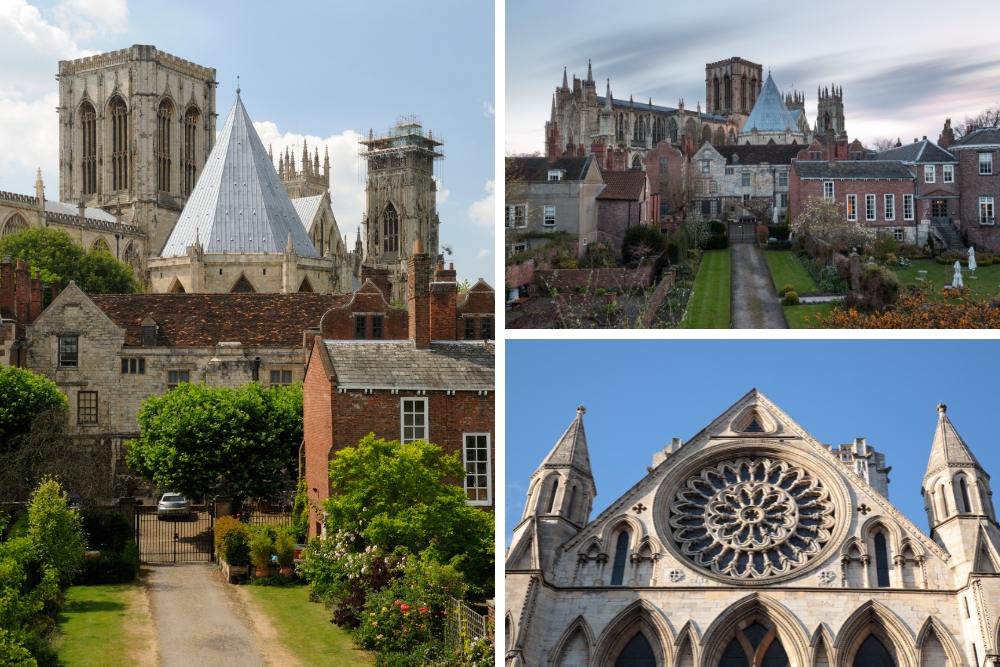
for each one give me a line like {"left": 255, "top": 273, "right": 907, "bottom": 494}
{"left": 538, "top": 406, "right": 592, "bottom": 477}
{"left": 597, "top": 171, "right": 646, "bottom": 200}
{"left": 291, "top": 195, "right": 324, "bottom": 230}
{"left": 794, "top": 161, "right": 915, "bottom": 180}
{"left": 741, "top": 73, "right": 798, "bottom": 133}
{"left": 44, "top": 200, "right": 117, "bottom": 222}
{"left": 872, "top": 140, "right": 956, "bottom": 163}
{"left": 595, "top": 96, "right": 726, "bottom": 122}
{"left": 321, "top": 340, "right": 494, "bottom": 390}
{"left": 925, "top": 405, "right": 983, "bottom": 479}
{"left": 506, "top": 156, "right": 594, "bottom": 183}
{"left": 715, "top": 144, "right": 801, "bottom": 165}
{"left": 160, "top": 93, "right": 318, "bottom": 258}
{"left": 951, "top": 127, "right": 1000, "bottom": 148}
{"left": 88, "top": 292, "right": 349, "bottom": 347}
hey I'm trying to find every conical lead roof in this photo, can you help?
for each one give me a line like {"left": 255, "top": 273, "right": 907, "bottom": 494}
{"left": 742, "top": 73, "right": 797, "bottom": 133}
{"left": 160, "top": 93, "right": 318, "bottom": 258}
{"left": 925, "top": 403, "right": 983, "bottom": 479}
{"left": 538, "top": 406, "right": 592, "bottom": 477}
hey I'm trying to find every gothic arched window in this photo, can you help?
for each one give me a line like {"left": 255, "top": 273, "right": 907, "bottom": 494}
{"left": 545, "top": 478, "right": 559, "bottom": 514}
{"left": 91, "top": 237, "right": 110, "bottom": 253}
{"left": 157, "top": 100, "right": 173, "bottom": 192}
{"left": 750, "top": 77, "right": 758, "bottom": 108}
{"left": 669, "top": 119, "right": 678, "bottom": 143}
{"left": 122, "top": 242, "right": 140, "bottom": 269}
{"left": 109, "top": 97, "right": 129, "bottom": 191}
{"left": 568, "top": 486, "right": 577, "bottom": 520}
{"left": 740, "top": 79, "right": 747, "bottom": 112}
{"left": 959, "top": 477, "right": 972, "bottom": 512}
{"left": 874, "top": 532, "right": 891, "bottom": 587}
{"left": 1, "top": 214, "right": 28, "bottom": 237}
{"left": 715, "top": 127, "right": 726, "bottom": 146}
{"left": 382, "top": 203, "right": 399, "bottom": 253}
{"left": 614, "top": 633, "right": 656, "bottom": 667}
{"left": 719, "top": 623, "right": 789, "bottom": 667}
{"left": 80, "top": 102, "right": 97, "bottom": 195}
{"left": 724, "top": 75, "right": 732, "bottom": 110}
{"left": 231, "top": 275, "right": 255, "bottom": 293}
{"left": 853, "top": 635, "right": 896, "bottom": 667}
{"left": 713, "top": 77, "right": 720, "bottom": 112}
{"left": 184, "top": 108, "right": 199, "bottom": 196}
{"left": 616, "top": 113, "right": 625, "bottom": 141}
{"left": 702, "top": 126, "right": 712, "bottom": 144}
{"left": 610, "top": 531, "right": 629, "bottom": 585}
{"left": 631, "top": 155, "right": 643, "bottom": 171}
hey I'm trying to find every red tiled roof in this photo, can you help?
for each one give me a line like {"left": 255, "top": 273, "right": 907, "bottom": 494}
{"left": 88, "top": 293, "right": 351, "bottom": 347}
{"left": 597, "top": 171, "right": 646, "bottom": 200}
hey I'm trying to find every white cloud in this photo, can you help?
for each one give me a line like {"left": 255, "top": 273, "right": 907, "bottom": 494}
{"left": 253, "top": 122, "right": 366, "bottom": 243}
{"left": 483, "top": 101, "right": 495, "bottom": 118}
{"left": 467, "top": 180, "right": 494, "bottom": 233}
{"left": 53, "top": 0, "right": 127, "bottom": 40}
{"left": 476, "top": 248, "right": 491, "bottom": 258}
{"left": 433, "top": 176, "right": 449, "bottom": 206}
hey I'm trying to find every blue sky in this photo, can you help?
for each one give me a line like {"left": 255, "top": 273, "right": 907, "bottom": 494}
{"left": 0, "top": 0, "right": 495, "bottom": 284}
{"left": 506, "top": 339, "right": 1000, "bottom": 548}
{"left": 506, "top": 0, "right": 1000, "bottom": 155}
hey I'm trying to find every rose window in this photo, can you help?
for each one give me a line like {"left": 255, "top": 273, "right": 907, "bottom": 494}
{"left": 669, "top": 457, "right": 835, "bottom": 579}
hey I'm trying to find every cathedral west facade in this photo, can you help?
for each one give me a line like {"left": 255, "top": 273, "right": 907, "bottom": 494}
{"left": 506, "top": 390, "right": 1000, "bottom": 667}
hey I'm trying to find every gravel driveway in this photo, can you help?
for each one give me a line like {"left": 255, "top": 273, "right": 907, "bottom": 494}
{"left": 730, "top": 244, "right": 788, "bottom": 329}
{"left": 147, "top": 563, "right": 267, "bottom": 667}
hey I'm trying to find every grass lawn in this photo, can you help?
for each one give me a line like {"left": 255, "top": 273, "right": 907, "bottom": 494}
{"left": 783, "top": 302, "right": 837, "bottom": 329}
{"left": 243, "top": 583, "right": 374, "bottom": 667}
{"left": 892, "top": 260, "right": 1000, "bottom": 300}
{"left": 56, "top": 579, "right": 154, "bottom": 667}
{"left": 763, "top": 250, "right": 818, "bottom": 295}
{"left": 682, "top": 249, "right": 731, "bottom": 328}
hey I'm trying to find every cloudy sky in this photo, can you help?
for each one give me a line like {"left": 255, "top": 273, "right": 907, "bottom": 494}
{"left": 0, "top": 0, "right": 495, "bottom": 284}
{"left": 506, "top": 0, "right": 1000, "bottom": 155}
{"left": 506, "top": 340, "right": 1000, "bottom": 548}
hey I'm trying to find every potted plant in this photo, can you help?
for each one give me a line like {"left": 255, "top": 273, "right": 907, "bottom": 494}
{"left": 275, "top": 530, "right": 295, "bottom": 578}
{"left": 249, "top": 532, "right": 273, "bottom": 578}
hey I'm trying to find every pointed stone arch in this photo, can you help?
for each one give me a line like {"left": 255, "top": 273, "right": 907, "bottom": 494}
{"left": 549, "top": 615, "right": 596, "bottom": 666}
{"left": 1, "top": 212, "right": 29, "bottom": 237}
{"left": 121, "top": 242, "right": 141, "bottom": 270}
{"left": 673, "top": 620, "right": 701, "bottom": 667}
{"left": 506, "top": 612, "right": 515, "bottom": 653}
{"left": 631, "top": 154, "right": 643, "bottom": 170}
{"left": 230, "top": 274, "right": 257, "bottom": 293}
{"left": 600, "top": 514, "right": 645, "bottom": 554}
{"left": 591, "top": 599, "right": 673, "bottom": 667}
{"left": 298, "top": 277, "right": 314, "bottom": 293}
{"left": 167, "top": 277, "right": 186, "bottom": 293}
{"left": 730, "top": 404, "right": 778, "bottom": 435}
{"left": 834, "top": 600, "right": 916, "bottom": 667}
{"left": 810, "top": 624, "right": 835, "bottom": 667}
{"left": 90, "top": 237, "right": 111, "bottom": 253}
{"left": 974, "top": 529, "right": 999, "bottom": 573}
{"left": 505, "top": 529, "right": 535, "bottom": 570}
{"left": 381, "top": 200, "right": 400, "bottom": 253}
{"left": 108, "top": 94, "right": 130, "bottom": 191}
{"left": 700, "top": 593, "right": 810, "bottom": 667}
{"left": 915, "top": 616, "right": 961, "bottom": 667}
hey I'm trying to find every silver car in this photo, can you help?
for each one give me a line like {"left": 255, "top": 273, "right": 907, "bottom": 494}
{"left": 157, "top": 493, "right": 192, "bottom": 520}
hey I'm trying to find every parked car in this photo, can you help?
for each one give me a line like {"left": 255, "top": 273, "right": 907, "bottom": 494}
{"left": 65, "top": 493, "right": 84, "bottom": 511}
{"left": 157, "top": 493, "right": 192, "bottom": 520}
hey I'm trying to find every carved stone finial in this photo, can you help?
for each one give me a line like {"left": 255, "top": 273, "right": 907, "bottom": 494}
{"left": 937, "top": 403, "right": 947, "bottom": 414}
{"left": 577, "top": 405, "right": 586, "bottom": 416}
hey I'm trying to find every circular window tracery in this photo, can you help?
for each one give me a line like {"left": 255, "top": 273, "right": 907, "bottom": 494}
{"left": 669, "top": 457, "right": 835, "bottom": 580}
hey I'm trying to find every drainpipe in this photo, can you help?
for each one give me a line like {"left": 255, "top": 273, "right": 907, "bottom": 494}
{"left": 252, "top": 356, "right": 260, "bottom": 382}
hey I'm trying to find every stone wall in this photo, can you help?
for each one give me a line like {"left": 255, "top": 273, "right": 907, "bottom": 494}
{"left": 506, "top": 259, "right": 535, "bottom": 289}
{"left": 534, "top": 264, "right": 658, "bottom": 292}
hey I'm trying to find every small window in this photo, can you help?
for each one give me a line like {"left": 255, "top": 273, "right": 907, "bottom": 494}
{"left": 780, "top": 193, "right": 788, "bottom": 208}
{"left": 701, "top": 160, "right": 710, "bottom": 173}
{"left": 893, "top": 228, "right": 904, "bottom": 241}
{"left": 512, "top": 243, "right": 527, "bottom": 253}
{"left": 658, "top": 157, "right": 668, "bottom": 168}
{"left": 725, "top": 167, "right": 734, "bottom": 176}
{"left": 884, "top": 194, "right": 895, "bottom": 221}
{"left": 480, "top": 317, "right": 493, "bottom": 340}
{"left": 465, "top": 318, "right": 477, "bottom": 340}
{"left": 709, "top": 181, "right": 718, "bottom": 194}
{"left": 742, "top": 193, "right": 750, "bottom": 206}
{"left": 59, "top": 336, "right": 79, "bottom": 368}
{"left": 547, "top": 170, "right": 564, "bottom": 181}
{"left": 463, "top": 433, "right": 491, "bottom": 504}
{"left": 943, "top": 164, "right": 954, "bottom": 183}
{"left": 846, "top": 195, "right": 857, "bottom": 221}
{"left": 741, "top": 172, "right": 750, "bottom": 187}
{"left": 354, "top": 315, "right": 366, "bottom": 339}
{"left": 980, "top": 153, "right": 993, "bottom": 175}
{"left": 874, "top": 532, "right": 891, "bottom": 587}
{"left": 610, "top": 532, "right": 629, "bottom": 586}
{"left": 903, "top": 194, "right": 914, "bottom": 221}
{"left": 142, "top": 326, "right": 156, "bottom": 344}
{"left": 371, "top": 316, "right": 383, "bottom": 340}
{"left": 120, "top": 358, "right": 146, "bottom": 374}
{"left": 78, "top": 391, "right": 98, "bottom": 424}
{"left": 270, "top": 370, "right": 293, "bottom": 386}
{"left": 810, "top": 151, "right": 821, "bottom": 161}
{"left": 167, "top": 370, "right": 190, "bottom": 390}
{"left": 823, "top": 181, "right": 834, "bottom": 200}
{"left": 506, "top": 204, "right": 526, "bottom": 228}
{"left": 778, "top": 171, "right": 788, "bottom": 187}
{"left": 401, "top": 398, "right": 427, "bottom": 443}
{"left": 866, "top": 194, "right": 877, "bottom": 221}
{"left": 543, "top": 205, "right": 556, "bottom": 226}
{"left": 924, "top": 165, "right": 935, "bottom": 183}
{"left": 710, "top": 200, "right": 718, "bottom": 215}
{"left": 981, "top": 197, "right": 995, "bottom": 225}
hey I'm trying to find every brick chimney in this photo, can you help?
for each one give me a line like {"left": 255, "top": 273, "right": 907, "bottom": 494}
{"left": 939, "top": 119, "right": 954, "bottom": 149}
{"left": 0, "top": 256, "right": 13, "bottom": 320}
{"left": 429, "top": 262, "right": 457, "bottom": 341}
{"left": 14, "top": 260, "right": 30, "bottom": 337}
{"left": 50, "top": 280, "right": 61, "bottom": 301}
{"left": 29, "top": 271, "right": 42, "bottom": 323}
{"left": 407, "top": 239, "right": 432, "bottom": 349}
{"left": 359, "top": 265, "right": 391, "bottom": 301}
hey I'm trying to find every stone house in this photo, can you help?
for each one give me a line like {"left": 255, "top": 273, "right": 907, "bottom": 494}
{"left": 948, "top": 127, "right": 1000, "bottom": 251}
{"left": 506, "top": 390, "right": 1000, "bottom": 667}
{"left": 595, "top": 171, "right": 653, "bottom": 256}
{"left": 505, "top": 155, "right": 603, "bottom": 259}
{"left": 690, "top": 143, "right": 800, "bottom": 223}
{"left": 302, "top": 245, "right": 495, "bottom": 538}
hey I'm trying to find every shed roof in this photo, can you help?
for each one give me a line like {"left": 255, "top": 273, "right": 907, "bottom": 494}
{"left": 597, "top": 171, "right": 646, "bottom": 200}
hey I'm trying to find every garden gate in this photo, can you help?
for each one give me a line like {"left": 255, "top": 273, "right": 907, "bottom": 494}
{"left": 134, "top": 505, "right": 214, "bottom": 562}
{"left": 728, "top": 221, "right": 755, "bottom": 244}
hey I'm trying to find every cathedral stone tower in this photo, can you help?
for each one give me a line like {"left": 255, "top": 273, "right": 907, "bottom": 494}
{"left": 705, "top": 57, "right": 762, "bottom": 127}
{"left": 57, "top": 45, "right": 217, "bottom": 264}
{"left": 277, "top": 140, "right": 330, "bottom": 199}
{"left": 817, "top": 84, "right": 846, "bottom": 134}
{"left": 359, "top": 117, "right": 443, "bottom": 302}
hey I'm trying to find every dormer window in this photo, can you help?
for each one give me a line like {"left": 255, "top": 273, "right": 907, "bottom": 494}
{"left": 548, "top": 170, "right": 565, "bottom": 181}
{"left": 732, "top": 154, "right": 739, "bottom": 165}
{"left": 141, "top": 315, "right": 158, "bottom": 347}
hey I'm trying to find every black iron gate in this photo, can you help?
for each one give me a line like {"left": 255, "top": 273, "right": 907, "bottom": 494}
{"left": 729, "top": 221, "right": 756, "bottom": 244}
{"left": 135, "top": 505, "right": 214, "bottom": 562}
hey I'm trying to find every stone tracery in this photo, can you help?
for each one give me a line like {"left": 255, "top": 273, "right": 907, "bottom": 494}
{"left": 669, "top": 457, "right": 835, "bottom": 579}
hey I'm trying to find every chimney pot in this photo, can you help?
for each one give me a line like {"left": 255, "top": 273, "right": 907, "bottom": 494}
{"left": 413, "top": 238, "right": 424, "bottom": 255}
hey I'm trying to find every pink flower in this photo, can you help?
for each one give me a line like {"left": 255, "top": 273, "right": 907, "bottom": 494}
{"left": 400, "top": 604, "right": 411, "bottom": 612}
{"left": 418, "top": 606, "right": 429, "bottom": 614}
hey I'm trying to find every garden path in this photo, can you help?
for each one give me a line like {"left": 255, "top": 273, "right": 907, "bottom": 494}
{"left": 730, "top": 244, "right": 788, "bottom": 329}
{"left": 147, "top": 563, "right": 270, "bottom": 667}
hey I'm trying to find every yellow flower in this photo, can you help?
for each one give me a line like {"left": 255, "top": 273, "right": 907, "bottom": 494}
{"left": 376, "top": 634, "right": 383, "bottom": 639}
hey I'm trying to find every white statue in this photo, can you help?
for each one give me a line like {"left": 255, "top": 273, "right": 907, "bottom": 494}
{"left": 772, "top": 206, "right": 779, "bottom": 225}
{"left": 952, "top": 260, "right": 964, "bottom": 288}
{"left": 968, "top": 246, "right": 977, "bottom": 273}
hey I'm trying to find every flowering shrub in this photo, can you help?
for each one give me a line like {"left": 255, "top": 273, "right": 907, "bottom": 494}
{"left": 793, "top": 196, "right": 875, "bottom": 249}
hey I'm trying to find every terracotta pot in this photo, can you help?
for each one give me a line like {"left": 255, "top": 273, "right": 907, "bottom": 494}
{"left": 605, "top": 293, "right": 617, "bottom": 303}
{"left": 255, "top": 567, "right": 270, "bottom": 578}
{"left": 279, "top": 566, "right": 294, "bottom": 578}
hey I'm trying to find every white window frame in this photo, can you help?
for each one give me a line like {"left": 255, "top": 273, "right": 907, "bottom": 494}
{"left": 924, "top": 165, "right": 935, "bottom": 183}
{"left": 710, "top": 200, "right": 718, "bottom": 215}
{"left": 401, "top": 397, "right": 428, "bottom": 443}
{"left": 543, "top": 205, "right": 556, "bottom": 227}
{"left": 893, "top": 228, "right": 904, "bottom": 241}
{"left": 846, "top": 194, "right": 857, "bottom": 221}
{"left": 778, "top": 171, "right": 788, "bottom": 187}
{"left": 512, "top": 242, "right": 527, "bottom": 253}
{"left": 547, "top": 170, "right": 564, "bottom": 181}
{"left": 823, "top": 181, "right": 834, "bottom": 200}
{"left": 724, "top": 167, "right": 734, "bottom": 176}
{"left": 505, "top": 204, "right": 527, "bottom": 228}
{"left": 981, "top": 197, "right": 995, "bottom": 226}
{"left": 884, "top": 194, "right": 895, "bottom": 221}
{"left": 741, "top": 172, "right": 751, "bottom": 187}
{"left": 980, "top": 153, "right": 993, "bottom": 175}
{"left": 709, "top": 180, "right": 718, "bottom": 194}
{"left": 943, "top": 164, "right": 954, "bottom": 183}
{"left": 903, "top": 194, "right": 914, "bottom": 221}
{"left": 701, "top": 160, "right": 710, "bottom": 173}
{"left": 866, "top": 194, "right": 877, "bottom": 221}
{"left": 462, "top": 432, "right": 492, "bottom": 506}
{"left": 780, "top": 193, "right": 789, "bottom": 209}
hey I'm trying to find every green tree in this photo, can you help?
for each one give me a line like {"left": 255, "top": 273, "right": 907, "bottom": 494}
{"left": 0, "top": 226, "right": 141, "bottom": 294}
{"left": 0, "top": 366, "right": 67, "bottom": 455}
{"left": 324, "top": 434, "right": 495, "bottom": 595}
{"left": 620, "top": 225, "right": 667, "bottom": 265}
{"left": 28, "top": 478, "right": 86, "bottom": 585}
{"left": 125, "top": 383, "right": 302, "bottom": 501}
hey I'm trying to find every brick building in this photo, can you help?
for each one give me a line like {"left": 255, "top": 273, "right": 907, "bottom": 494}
{"left": 948, "top": 127, "right": 1000, "bottom": 250}
{"left": 303, "top": 242, "right": 495, "bottom": 538}
{"left": 0, "top": 257, "right": 46, "bottom": 368}
{"left": 595, "top": 171, "right": 653, "bottom": 257}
